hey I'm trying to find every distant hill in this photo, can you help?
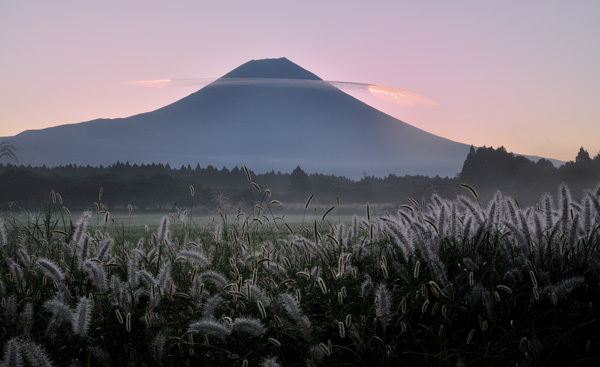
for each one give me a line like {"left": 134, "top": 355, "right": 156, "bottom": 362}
{"left": 6, "top": 57, "right": 474, "bottom": 178}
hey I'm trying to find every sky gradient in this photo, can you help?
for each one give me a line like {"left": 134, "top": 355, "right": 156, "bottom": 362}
{"left": 1, "top": 1, "right": 599, "bottom": 163}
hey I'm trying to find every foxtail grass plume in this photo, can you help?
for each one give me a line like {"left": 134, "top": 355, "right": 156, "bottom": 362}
{"left": 157, "top": 215, "right": 171, "bottom": 243}
{"left": 21, "top": 339, "right": 54, "bottom": 367}
{"left": 188, "top": 318, "right": 231, "bottom": 340}
{"left": 0, "top": 219, "right": 7, "bottom": 248}
{"left": 36, "top": 258, "right": 65, "bottom": 283}
{"left": 231, "top": 317, "right": 266, "bottom": 336}
{"left": 71, "top": 211, "right": 92, "bottom": 249}
{"left": 83, "top": 260, "right": 108, "bottom": 292}
{"left": 203, "top": 294, "right": 225, "bottom": 319}
{"left": 17, "top": 248, "right": 32, "bottom": 268}
{"left": 72, "top": 297, "right": 92, "bottom": 337}
{"left": 1, "top": 338, "right": 23, "bottom": 367}
{"left": 375, "top": 284, "right": 392, "bottom": 326}
{"left": 44, "top": 299, "right": 73, "bottom": 327}
{"left": 261, "top": 356, "right": 282, "bottom": 367}
{"left": 279, "top": 293, "right": 311, "bottom": 341}
{"left": 151, "top": 331, "right": 167, "bottom": 361}
{"left": 198, "top": 270, "right": 228, "bottom": 290}
{"left": 7, "top": 258, "right": 26, "bottom": 292}
{"left": 177, "top": 249, "right": 209, "bottom": 267}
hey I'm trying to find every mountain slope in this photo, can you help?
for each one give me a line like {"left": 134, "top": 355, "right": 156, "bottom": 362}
{"left": 6, "top": 58, "right": 471, "bottom": 178}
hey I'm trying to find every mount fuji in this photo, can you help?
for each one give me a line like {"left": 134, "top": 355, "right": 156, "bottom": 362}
{"left": 4, "top": 58, "right": 471, "bottom": 178}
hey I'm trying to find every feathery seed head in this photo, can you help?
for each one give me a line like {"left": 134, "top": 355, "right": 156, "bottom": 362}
{"left": 72, "top": 297, "right": 92, "bottom": 337}
{"left": 157, "top": 215, "right": 171, "bottom": 243}
{"left": 188, "top": 319, "right": 231, "bottom": 340}
{"left": 261, "top": 356, "right": 282, "bottom": 367}
{"left": 2, "top": 338, "right": 24, "bottom": 367}
{"left": 21, "top": 339, "right": 54, "bottom": 367}
{"left": 375, "top": 284, "right": 392, "bottom": 326}
{"left": 37, "top": 258, "right": 65, "bottom": 283}
{"left": 0, "top": 220, "right": 8, "bottom": 248}
{"left": 232, "top": 317, "right": 266, "bottom": 336}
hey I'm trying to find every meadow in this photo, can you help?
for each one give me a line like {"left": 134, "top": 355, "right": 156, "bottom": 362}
{"left": 1, "top": 181, "right": 599, "bottom": 366}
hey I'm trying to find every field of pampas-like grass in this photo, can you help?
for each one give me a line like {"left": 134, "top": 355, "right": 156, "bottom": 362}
{"left": 1, "top": 182, "right": 600, "bottom": 366}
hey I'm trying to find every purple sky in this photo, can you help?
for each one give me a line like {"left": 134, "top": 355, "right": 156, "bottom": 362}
{"left": 2, "top": 1, "right": 599, "bottom": 162}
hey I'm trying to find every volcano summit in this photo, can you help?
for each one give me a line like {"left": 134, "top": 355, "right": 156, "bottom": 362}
{"left": 5, "top": 58, "right": 470, "bottom": 178}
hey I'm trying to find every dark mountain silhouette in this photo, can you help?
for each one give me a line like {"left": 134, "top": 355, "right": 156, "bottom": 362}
{"left": 6, "top": 57, "right": 473, "bottom": 178}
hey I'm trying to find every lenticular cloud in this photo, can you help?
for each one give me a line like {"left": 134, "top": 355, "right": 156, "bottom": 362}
{"left": 124, "top": 77, "right": 436, "bottom": 107}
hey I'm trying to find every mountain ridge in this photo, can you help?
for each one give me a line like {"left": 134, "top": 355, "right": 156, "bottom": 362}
{"left": 6, "top": 58, "right": 476, "bottom": 178}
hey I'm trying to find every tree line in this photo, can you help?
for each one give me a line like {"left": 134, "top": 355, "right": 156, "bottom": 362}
{"left": 460, "top": 145, "right": 600, "bottom": 203}
{"left": 0, "top": 146, "right": 599, "bottom": 211}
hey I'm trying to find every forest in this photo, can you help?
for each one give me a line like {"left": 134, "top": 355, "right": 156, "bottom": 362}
{"left": 0, "top": 146, "right": 599, "bottom": 211}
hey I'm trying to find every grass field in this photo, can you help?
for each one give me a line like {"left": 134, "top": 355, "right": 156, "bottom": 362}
{"left": 1, "top": 183, "right": 599, "bottom": 366}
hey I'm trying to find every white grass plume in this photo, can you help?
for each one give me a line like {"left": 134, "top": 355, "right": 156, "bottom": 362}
{"left": 158, "top": 261, "right": 175, "bottom": 294}
{"left": 279, "top": 293, "right": 311, "bottom": 341}
{"left": 422, "top": 243, "right": 449, "bottom": 287}
{"left": 261, "top": 356, "right": 282, "bottom": 367}
{"left": 247, "top": 283, "right": 271, "bottom": 306}
{"left": 44, "top": 299, "right": 73, "bottom": 326}
{"left": 78, "top": 234, "right": 90, "bottom": 268}
{"left": 380, "top": 217, "right": 414, "bottom": 262}
{"left": 4, "top": 295, "right": 17, "bottom": 320}
{"left": 351, "top": 214, "right": 359, "bottom": 238}
{"left": 190, "top": 277, "right": 205, "bottom": 307}
{"left": 72, "top": 297, "right": 92, "bottom": 337}
{"left": 541, "top": 193, "right": 555, "bottom": 230}
{"left": 214, "top": 223, "right": 223, "bottom": 242}
{"left": 0, "top": 219, "right": 8, "bottom": 248}
{"left": 110, "top": 275, "right": 125, "bottom": 309}
{"left": 532, "top": 211, "right": 544, "bottom": 260}
{"left": 7, "top": 258, "right": 26, "bottom": 292}
{"left": 83, "top": 260, "right": 108, "bottom": 293}
{"left": 279, "top": 293, "right": 303, "bottom": 320}
{"left": 203, "top": 294, "right": 225, "bottom": 319}
{"left": 1, "top": 338, "right": 23, "bottom": 367}
{"left": 582, "top": 196, "right": 594, "bottom": 234}
{"left": 21, "top": 339, "right": 54, "bottom": 367}
{"left": 360, "top": 279, "right": 374, "bottom": 298}
{"left": 151, "top": 331, "right": 167, "bottom": 361}
{"left": 558, "top": 184, "right": 572, "bottom": 234}
{"left": 71, "top": 211, "right": 92, "bottom": 249}
{"left": 36, "top": 258, "right": 65, "bottom": 283}
{"left": 231, "top": 317, "right": 266, "bottom": 336}
{"left": 96, "top": 237, "right": 114, "bottom": 262}
{"left": 459, "top": 195, "right": 484, "bottom": 226}
{"left": 375, "top": 283, "right": 392, "bottom": 327}
{"left": 17, "top": 248, "right": 32, "bottom": 268}
{"left": 176, "top": 249, "right": 209, "bottom": 267}
{"left": 198, "top": 270, "right": 229, "bottom": 290}
{"left": 157, "top": 215, "right": 171, "bottom": 243}
{"left": 540, "top": 276, "right": 585, "bottom": 301}
{"left": 188, "top": 318, "right": 231, "bottom": 340}
{"left": 127, "top": 250, "right": 140, "bottom": 288}
{"left": 138, "top": 269, "right": 158, "bottom": 288}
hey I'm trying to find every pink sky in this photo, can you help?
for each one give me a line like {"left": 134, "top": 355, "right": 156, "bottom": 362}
{"left": 1, "top": 1, "right": 599, "bottom": 162}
